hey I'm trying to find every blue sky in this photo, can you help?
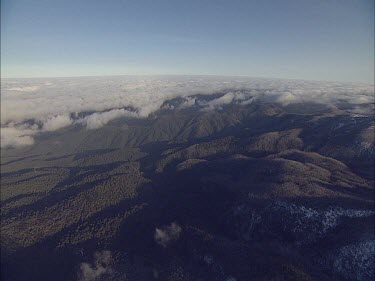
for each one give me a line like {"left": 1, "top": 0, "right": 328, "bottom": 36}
{"left": 1, "top": 0, "right": 374, "bottom": 82}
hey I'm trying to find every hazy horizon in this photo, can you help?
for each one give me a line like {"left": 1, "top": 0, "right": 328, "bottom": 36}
{"left": 1, "top": 74, "right": 374, "bottom": 85}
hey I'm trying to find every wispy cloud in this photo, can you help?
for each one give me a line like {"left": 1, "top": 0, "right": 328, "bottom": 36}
{"left": 79, "top": 251, "right": 112, "bottom": 281}
{"left": 154, "top": 222, "right": 182, "bottom": 247}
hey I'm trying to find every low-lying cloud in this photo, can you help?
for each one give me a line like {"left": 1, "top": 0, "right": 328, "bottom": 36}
{"left": 79, "top": 109, "right": 138, "bottom": 130}
{"left": 1, "top": 76, "right": 374, "bottom": 148}
{"left": 201, "top": 91, "right": 250, "bottom": 110}
{"left": 79, "top": 250, "right": 112, "bottom": 281}
{"left": 1, "top": 126, "right": 36, "bottom": 148}
{"left": 43, "top": 114, "right": 73, "bottom": 131}
{"left": 154, "top": 222, "right": 182, "bottom": 247}
{"left": 8, "top": 85, "right": 40, "bottom": 92}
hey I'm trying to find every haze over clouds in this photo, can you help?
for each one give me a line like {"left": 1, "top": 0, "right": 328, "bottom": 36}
{"left": 1, "top": 76, "right": 374, "bottom": 148}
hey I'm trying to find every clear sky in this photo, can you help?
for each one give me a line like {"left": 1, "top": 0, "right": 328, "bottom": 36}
{"left": 1, "top": 0, "right": 374, "bottom": 83}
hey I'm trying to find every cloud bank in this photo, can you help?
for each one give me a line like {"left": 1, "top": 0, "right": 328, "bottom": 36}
{"left": 1, "top": 76, "right": 374, "bottom": 148}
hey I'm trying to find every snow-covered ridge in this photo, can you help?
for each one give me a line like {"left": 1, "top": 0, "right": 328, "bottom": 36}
{"left": 332, "top": 240, "right": 375, "bottom": 281}
{"left": 268, "top": 201, "right": 374, "bottom": 237}
{"left": 233, "top": 201, "right": 374, "bottom": 244}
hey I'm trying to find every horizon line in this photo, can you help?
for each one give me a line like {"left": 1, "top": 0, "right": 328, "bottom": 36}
{"left": 1, "top": 73, "right": 373, "bottom": 85}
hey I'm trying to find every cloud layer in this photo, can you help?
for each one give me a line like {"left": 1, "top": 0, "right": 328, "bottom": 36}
{"left": 1, "top": 76, "right": 374, "bottom": 148}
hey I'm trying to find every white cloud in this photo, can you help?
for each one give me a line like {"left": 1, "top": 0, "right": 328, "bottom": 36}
{"left": 204, "top": 92, "right": 236, "bottom": 110}
{"left": 7, "top": 86, "right": 40, "bottom": 92}
{"left": 43, "top": 114, "right": 73, "bottom": 131}
{"left": 275, "top": 92, "right": 297, "bottom": 105}
{"left": 180, "top": 97, "right": 197, "bottom": 108}
{"left": 0, "top": 126, "right": 37, "bottom": 148}
{"left": 154, "top": 222, "right": 182, "bottom": 247}
{"left": 202, "top": 91, "right": 251, "bottom": 110}
{"left": 0, "top": 114, "right": 73, "bottom": 148}
{"left": 79, "top": 109, "right": 138, "bottom": 130}
{"left": 1, "top": 76, "right": 374, "bottom": 148}
{"left": 79, "top": 251, "right": 112, "bottom": 281}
